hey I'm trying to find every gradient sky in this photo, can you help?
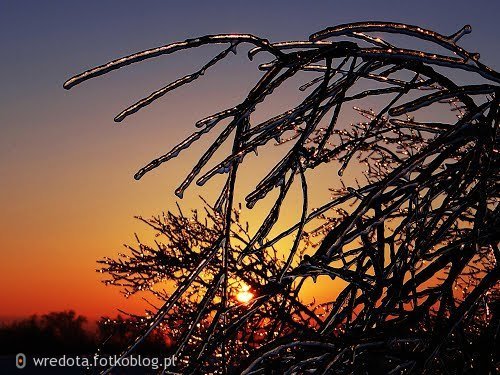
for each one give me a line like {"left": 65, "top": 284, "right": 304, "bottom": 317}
{"left": 1, "top": 0, "right": 499, "bottom": 322}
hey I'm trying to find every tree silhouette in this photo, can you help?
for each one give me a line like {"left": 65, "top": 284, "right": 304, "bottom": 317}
{"left": 0, "top": 311, "right": 93, "bottom": 355}
{"left": 65, "top": 22, "right": 499, "bottom": 374}
{"left": 0, "top": 311, "right": 169, "bottom": 357}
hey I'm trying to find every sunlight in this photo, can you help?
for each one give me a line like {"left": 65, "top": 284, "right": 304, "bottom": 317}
{"left": 235, "top": 283, "right": 254, "bottom": 304}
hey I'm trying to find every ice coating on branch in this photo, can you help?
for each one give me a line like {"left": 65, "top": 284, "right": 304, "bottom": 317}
{"left": 66, "top": 22, "right": 499, "bottom": 374}
{"left": 63, "top": 34, "right": 284, "bottom": 90}
{"left": 115, "top": 44, "right": 237, "bottom": 122}
{"left": 448, "top": 24, "right": 472, "bottom": 43}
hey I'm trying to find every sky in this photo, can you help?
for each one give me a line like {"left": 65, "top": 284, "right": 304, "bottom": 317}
{"left": 1, "top": 0, "right": 499, "bottom": 322}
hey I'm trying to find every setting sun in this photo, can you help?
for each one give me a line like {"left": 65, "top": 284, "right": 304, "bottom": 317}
{"left": 236, "top": 284, "right": 254, "bottom": 304}
{"left": 2, "top": 2, "right": 498, "bottom": 373}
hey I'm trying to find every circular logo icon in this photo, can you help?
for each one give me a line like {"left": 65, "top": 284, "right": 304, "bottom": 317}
{"left": 16, "top": 353, "right": 26, "bottom": 369}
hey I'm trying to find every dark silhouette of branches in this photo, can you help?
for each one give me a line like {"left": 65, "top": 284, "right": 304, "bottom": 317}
{"left": 65, "top": 22, "right": 499, "bottom": 374}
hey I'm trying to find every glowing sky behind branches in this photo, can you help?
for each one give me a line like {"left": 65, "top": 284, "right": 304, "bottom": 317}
{"left": 1, "top": 0, "right": 499, "bottom": 321}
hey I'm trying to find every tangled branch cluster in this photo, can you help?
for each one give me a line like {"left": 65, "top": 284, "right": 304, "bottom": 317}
{"left": 65, "top": 22, "right": 499, "bottom": 374}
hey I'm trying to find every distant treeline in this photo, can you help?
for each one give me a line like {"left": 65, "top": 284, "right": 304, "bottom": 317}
{"left": 0, "top": 310, "right": 169, "bottom": 355}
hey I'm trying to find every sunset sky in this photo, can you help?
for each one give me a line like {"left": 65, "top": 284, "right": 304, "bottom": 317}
{"left": 1, "top": 0, "right": 499, "bottom": 322}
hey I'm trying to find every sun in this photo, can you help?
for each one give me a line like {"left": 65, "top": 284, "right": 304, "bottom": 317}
{"left": 235, "top": 283, "right": 254, "bottom": 304}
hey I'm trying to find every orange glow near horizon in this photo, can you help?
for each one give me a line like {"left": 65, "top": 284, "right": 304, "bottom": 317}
{"left": 0, "top": 57, "right": 353, "bottom": 322}
{"left": 2, "top": 2, "right": 498, "bottom": 324}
